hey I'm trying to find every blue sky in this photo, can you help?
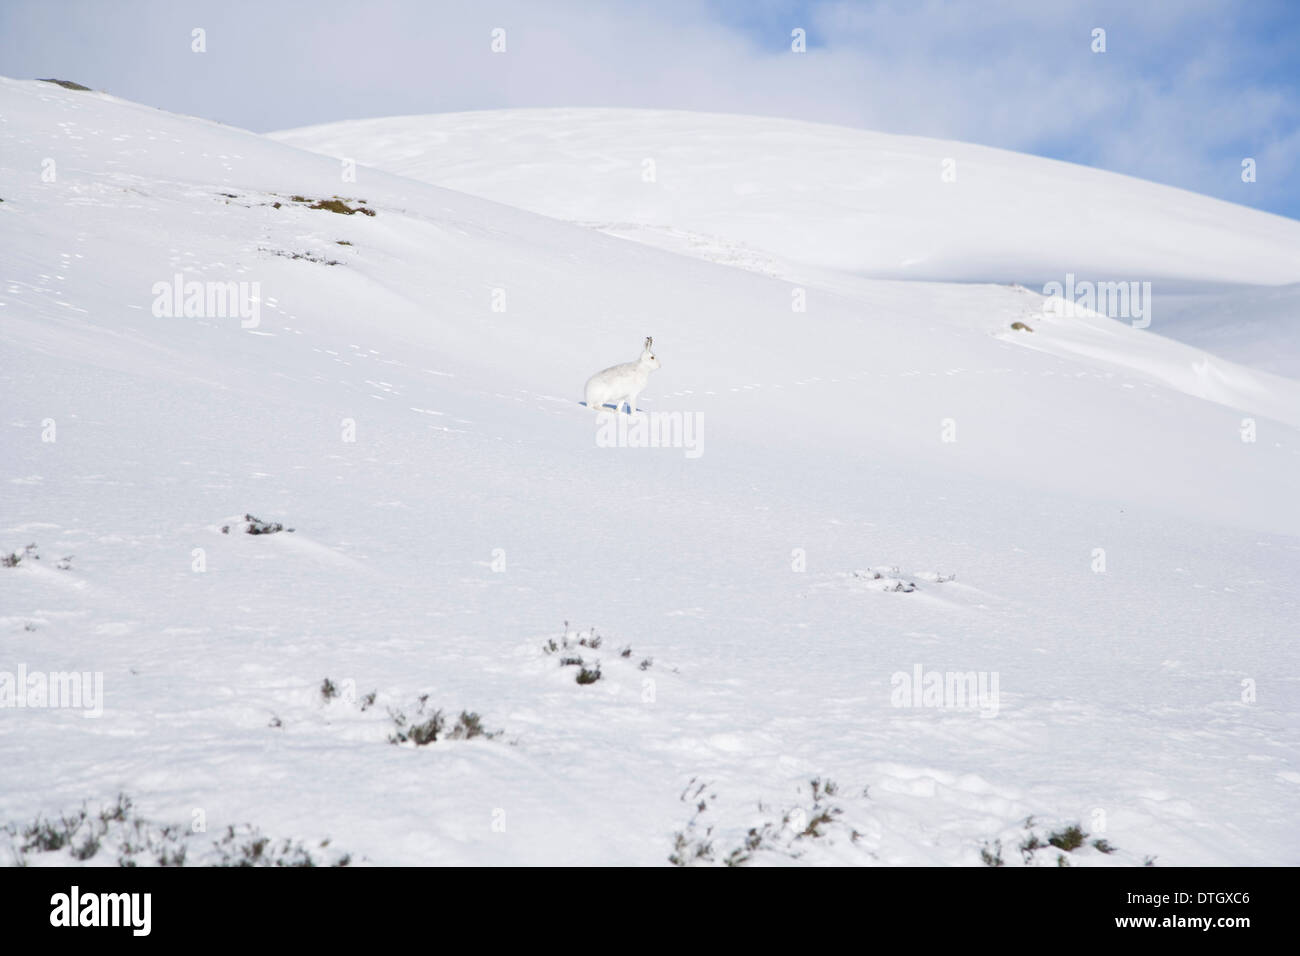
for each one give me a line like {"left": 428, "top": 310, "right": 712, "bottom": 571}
{"left": 3, "top": 0, "right": 1298, "bottom": 220}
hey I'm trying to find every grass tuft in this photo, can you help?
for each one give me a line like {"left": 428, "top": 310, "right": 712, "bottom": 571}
{"left": 38, "top": 78, "right": 92, "bottom": 91}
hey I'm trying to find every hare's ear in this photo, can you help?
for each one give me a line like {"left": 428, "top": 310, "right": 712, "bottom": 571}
{"left": 645, "top": 336, "right": 653, "bottom": 351}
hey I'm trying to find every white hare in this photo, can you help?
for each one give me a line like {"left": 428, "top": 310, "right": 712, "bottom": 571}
{"left": 585, "top": 337, "right": 660, "bottom": 414}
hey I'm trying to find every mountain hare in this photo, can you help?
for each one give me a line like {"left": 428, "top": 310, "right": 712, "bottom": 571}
{"left": 585, "top": 337, "right": 660, "bottom": 414}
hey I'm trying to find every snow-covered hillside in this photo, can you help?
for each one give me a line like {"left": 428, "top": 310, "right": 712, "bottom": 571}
{"left": 3, "top": 78, "right": 1299, "bottom": 866}
{"left": 273, "top": 108, "right": 1300, "bottom": 375}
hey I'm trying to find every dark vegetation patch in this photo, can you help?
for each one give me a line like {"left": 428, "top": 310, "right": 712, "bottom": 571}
{"left": 1047, "top": 822, "right": 1088, "bottom": 852}
{"left": 2, "top": 544, "right": 38, "bottom": 568}
{"left": 852, "top": 567, "right": 917, "bottom": 592}
{"left": 210, "top": 192, "right": 373, "bottom": 218}
{"left": 387, "top": 694, "right": 501, "bottom": 746}
{"left": 312, "top": 678, "right": 496, "bottom": 746}
{"left": 214, "top": 825, "right": 350, "bottom": 867}
{"left": 983, "top": 816, "right": 1141, "bottom": 867}
{"left": 544, "top": 622, "right": 652, "bottom": 685}
{"left": 3, "top": 543, "right": 72, "bottom": 569}
{"left": 38, "top": 78, "right": 92, "bottom": 91}
{"left": 670, "top": 777, "right": 865, "bottom": 867}
{"left": 222, "top": 514, "right": 294, "bottom": 535}
{"left": 260, "top": 247, "right": 341, "bottom": 266}
{"left": 2, "top": 794, "right": 351, "bottom": 867}
{"left": 287, "top": 195, "right": 375, "bottom": 216}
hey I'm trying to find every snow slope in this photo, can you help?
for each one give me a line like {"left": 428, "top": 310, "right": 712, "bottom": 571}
{"left": 1151, "top": 283, "right": 1300, "bottom": 379}
{"left": 4, "top": 79, "right": 1299, "bottom": 866}
{"left": 273, "top": 108, "right": 1300, "bottom": 375}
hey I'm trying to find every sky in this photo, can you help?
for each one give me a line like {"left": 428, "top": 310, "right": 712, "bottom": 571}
{"left": 2, "top": 0, "right": 1298, "bottom": 220}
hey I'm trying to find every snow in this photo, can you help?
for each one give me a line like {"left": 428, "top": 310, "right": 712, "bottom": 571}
{"left": 272, "top": 107, "right": 1300, "bottom": 377}
{"left": 2, "top": 79, "right": 1298, "bottom": 866}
